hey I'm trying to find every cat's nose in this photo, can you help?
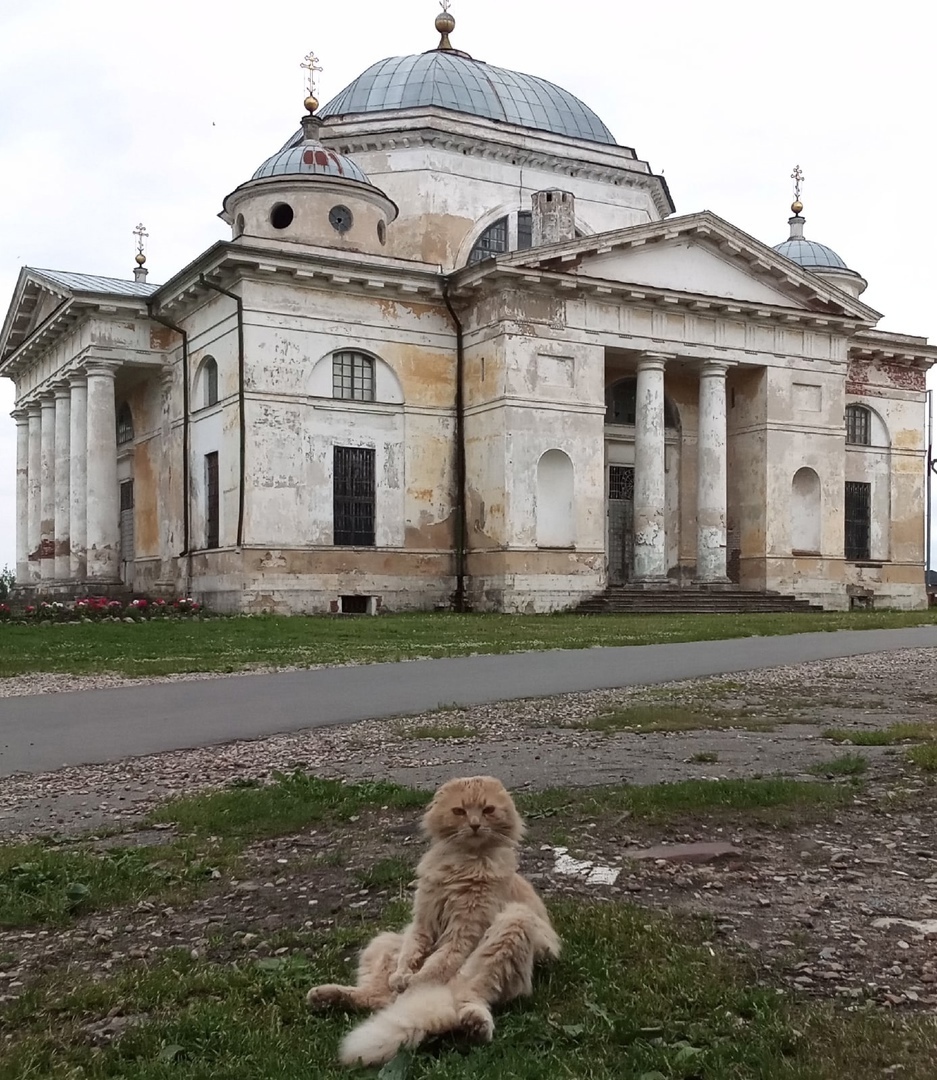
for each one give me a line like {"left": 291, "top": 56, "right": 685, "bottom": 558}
{"left": 470, "top": 822, "right": 480, "bottom": 833}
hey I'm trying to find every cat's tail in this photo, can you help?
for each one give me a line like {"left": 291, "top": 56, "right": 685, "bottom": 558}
{"left": 339, "top": 983, "right": 480, "bottom": 1068}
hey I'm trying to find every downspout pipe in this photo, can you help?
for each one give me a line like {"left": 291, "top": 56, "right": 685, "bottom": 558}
{"left": 147, "top": 306, "right": 191, "bottom": 587}
{"left": 442, "top": 277, "right": 468, "bottom": 612}
{"left": 199, "top": 276, "right": 246, "bottom": 548}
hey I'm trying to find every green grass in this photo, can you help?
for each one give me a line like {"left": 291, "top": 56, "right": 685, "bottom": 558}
{"left": 822, "top": 722, "right": 937, "bottom": 746}
{"left": 353, "top": 857, "right": 414, "bottom": 891}
{"left": 1, "top": 609, "right": 934, "bottom": 677}
{"left": 517, "top": 777, "right": 855, "bottom": 822}
{"left": 807, "top": 753, "right": 869, "bottom": 777}
{"left": 577, "top": 703, "right": 774, "bottom": 734}
{"left": 2, "top": 902, "right": 935, "bottom": 1079}
{"left": 907, "top": 744, "right": 937, "bottom": 772}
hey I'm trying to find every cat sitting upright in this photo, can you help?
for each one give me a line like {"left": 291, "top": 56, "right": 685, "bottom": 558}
{"left": 305, "top": 775, "right": 561, "bottom": 1067}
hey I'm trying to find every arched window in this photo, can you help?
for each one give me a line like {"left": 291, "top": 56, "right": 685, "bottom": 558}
{"left": 605, "top": 378, "right": 679, "bottom": 428}
{"left": 198, "top": 356, "right": 219, "bottom": 408}
{"left": 791, "top": 467, "right": 821, "bottom": 553}
{"left": 333, "top": 351, "right": 375, "bottom": 401}
{"left": 116, "top": 402, "right": 134, "bottom": 446}
{"left": 536, "top": 449, "right": 575, "bottom": 548}
{"left": 846, "top": 404, "right": 871, "bottom": 445}
{"left": 469, "top": 217, "right": 509, "bottom": 264}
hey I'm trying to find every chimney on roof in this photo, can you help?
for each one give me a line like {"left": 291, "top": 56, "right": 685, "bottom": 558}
{"left": 532, "top": 190, "right": 576, "bottom": 247}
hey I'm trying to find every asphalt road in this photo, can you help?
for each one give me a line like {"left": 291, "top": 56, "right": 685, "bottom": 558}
{"left": 1, "top": 626, "right": 935, "bottom": 777}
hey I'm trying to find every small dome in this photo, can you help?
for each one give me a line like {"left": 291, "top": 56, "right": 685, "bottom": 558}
{"left": 773, "top": 237, "right": 848, "bottom": 270}
{"left": 251, "top": 142, "right": 371, "bottom": 184}
{"left": 318, "top": 51, "right": 616, "bottom": 145}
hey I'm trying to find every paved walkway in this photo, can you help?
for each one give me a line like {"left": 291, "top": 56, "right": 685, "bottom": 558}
{"left": 1, "top": 626, "right": 935, "bottom": 777}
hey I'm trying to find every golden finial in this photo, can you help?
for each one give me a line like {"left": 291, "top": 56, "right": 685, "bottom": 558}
{"left": 133, "top": 222, "right": 148, "bottom": 266}
{"left": 301, "top": 51, "right": 323, "bottom": 113}
{"left": 436, "top": 0, "right": 455, "bottom": 50}
{"left": 790, "top": 164, "right": 804, "bottom": 215}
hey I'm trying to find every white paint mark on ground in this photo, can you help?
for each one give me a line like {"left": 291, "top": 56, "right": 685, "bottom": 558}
{"left": 550, "top": 846, "right": 621, "bottom": 886}
{"left": 872, "top": 917, "right": 937, "bottom": 936}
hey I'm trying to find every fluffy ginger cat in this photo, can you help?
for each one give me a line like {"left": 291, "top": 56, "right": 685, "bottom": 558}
{"left": 305, "top": 775, "right": 560, "bottom": 1067}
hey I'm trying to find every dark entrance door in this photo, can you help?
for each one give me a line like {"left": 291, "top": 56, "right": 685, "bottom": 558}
{"left": 607, "top": 465, "right": 635, "bottom": 585}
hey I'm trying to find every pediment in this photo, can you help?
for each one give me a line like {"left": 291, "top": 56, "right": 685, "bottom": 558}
{"left": 501, "top": 211, "right": 880, "bottom": 323}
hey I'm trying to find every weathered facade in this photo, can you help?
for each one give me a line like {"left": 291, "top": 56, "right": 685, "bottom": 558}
{"left": 2, "top": 11, "right": 934, "bottom": 612}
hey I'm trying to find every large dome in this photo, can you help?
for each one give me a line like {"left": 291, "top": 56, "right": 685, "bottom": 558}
{"left": 318, "top": 51, "right": 616, "bottom": 145}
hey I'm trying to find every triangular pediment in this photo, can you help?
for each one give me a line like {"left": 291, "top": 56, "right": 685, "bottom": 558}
{"left": 498, "top": 211, "right": 880, "bottom": 323}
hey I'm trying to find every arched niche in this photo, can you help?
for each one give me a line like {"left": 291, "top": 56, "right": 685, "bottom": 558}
{"left": 791, "top": 467, "right": 821, "bottom": 553}
{"left": 536, "top": 449, "right": 574, "bottom": 548}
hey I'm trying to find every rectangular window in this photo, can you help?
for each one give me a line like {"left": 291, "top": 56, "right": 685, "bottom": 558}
{"left": 516, "top": 211, "right": 533, "bottom": 250}
{"left": 205, "top": 452, "right": 219, "bottom": 550}
{"left": 332, "top": 351, "right": 375, "bottom": 401}
{"left": 333, "top": 446, "right": 375, "bottom": 546}
{"left": 844, "top": 481, "right": 871, "bottom": 561}
{"left": 846, "top": 405, "right": 870, "bottom": 445}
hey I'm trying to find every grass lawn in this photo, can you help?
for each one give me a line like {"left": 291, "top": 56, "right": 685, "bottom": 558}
{"left": 1, "top": 609, "right": 935, "bottom": 678}
{"left": 3, "top": 775, "right": 936, "bottom": 1079}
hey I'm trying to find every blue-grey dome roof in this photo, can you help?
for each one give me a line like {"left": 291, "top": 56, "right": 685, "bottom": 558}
{"left": 773, "top": 238, "right": 848, "bottom": 270}
{"left": 318, "top": 51, "right": 616, "bottom": 145}
{"left": 252, "top": 143, "right": 371, "bottom": 184}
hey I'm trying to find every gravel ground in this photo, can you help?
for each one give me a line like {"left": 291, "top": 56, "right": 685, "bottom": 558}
{"left": 1, "top": 648, "right": 935, "bottom": 1020}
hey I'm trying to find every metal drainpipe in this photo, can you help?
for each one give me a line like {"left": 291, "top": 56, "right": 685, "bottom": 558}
{"left": 199, "top": 276, "right": 246, "bottom": 548}
{"left": 927, "top": 388, "right": 934, "bottom": 583}
{"left": 147, "top": 306, "right": 191, "bottom": 588}
{"left": 442, "top": 277, "right": 468, "bottom": 612}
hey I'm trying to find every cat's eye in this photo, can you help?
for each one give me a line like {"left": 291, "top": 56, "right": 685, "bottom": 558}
{"left": 482, "top": 806, "right": 496, "bottom": 815}
{"left": 452, "top": 807, "right": 467, "bottom": 816}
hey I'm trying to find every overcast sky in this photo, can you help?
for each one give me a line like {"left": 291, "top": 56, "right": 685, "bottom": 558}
{"left": 1, "top": 0, "right": 935, "bottom": 575}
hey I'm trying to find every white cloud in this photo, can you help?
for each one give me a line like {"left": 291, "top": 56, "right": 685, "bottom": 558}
{"left": 1, "top": 0, "right": 935, "bottom": 575}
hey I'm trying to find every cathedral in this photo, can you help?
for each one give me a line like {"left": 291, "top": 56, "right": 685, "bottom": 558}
{"left": 2, "top": 8, "right": 934, "bottom": 613}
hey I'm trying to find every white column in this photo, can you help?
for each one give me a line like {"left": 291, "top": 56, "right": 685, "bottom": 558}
{"left": 53, "top": 382, "right": 71, "bottom": 581}
{"left": 13, "top": 408, "right": 29, "bottom": 586}
{"left": 156, "top": 368, "right": 176, "bottom": 590}
{"left": 69, "top": 374, "right": 88, "bottom": 581}
{"left": 633, "top": 353, "right": 670, "bottom": 582}
{"left": 85, "top": 362, "right": 121, "bottom": 582}
{"left": 39, "top": 393, "right": 56, "bottom": 583}
{"left": 696, "top": 361, "right": 730, "bottom": 583}
{"left": 26, "top": 403, "right": 41, "bottom": 583}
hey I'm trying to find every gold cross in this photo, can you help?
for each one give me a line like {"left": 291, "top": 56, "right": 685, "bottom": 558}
{"left": 133, "top": 222, "right": 148, "bottom": 259}
{"left": 301, "top": 51, "right": 323, "bottom": 98}
{"left": 791, "top": 165, "right": 804, "bottom": 202}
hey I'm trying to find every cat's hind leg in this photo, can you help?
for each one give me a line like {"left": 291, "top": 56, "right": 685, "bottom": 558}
{"left": 306, "top": 931, "right": 403, "bottom": 1011}
{"left": 458, "top": 902, "right": 560, "bottom": 1005}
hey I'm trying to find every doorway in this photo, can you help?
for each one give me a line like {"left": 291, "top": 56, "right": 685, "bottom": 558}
{"left": 607, "top": 464, "right": 634, "bottom": 584}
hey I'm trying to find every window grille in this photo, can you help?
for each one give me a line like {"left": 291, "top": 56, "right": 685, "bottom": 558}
{"left": 116, "top": 402, "right": 134, "bottom": 445}
{"left": 333, "top": 446, "right": 376, "bottom": 546}
{"left": 844, "top": 481, "right": 871, "bottom": 560}
{"left": 332, "top": 352, "right": 375, "bottom": 401}
{"left": 846, "top": 404, "right": 871, "bottom": 445}
{"left": 205, "top": 452, "right": 220, "bottom": 550}
{"left": 468, "top": 217, "right": 509, "bottom": 264}
{"left": 608, "top": 465, "right": 635, "bottom": 501}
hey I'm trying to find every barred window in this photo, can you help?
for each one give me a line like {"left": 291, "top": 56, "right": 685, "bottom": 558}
{"left": 333, "top": 446, "right": 375, "bottom": 546}
{"left": 846, "top": 404, "right": 871, "bottom": 445}
{"left": 468, "top": 217, "right": 509, "bottom": 264}
{"left": 844, "top": 481, "right": 871, "bottom": 561}
{"left": 332, "top": 351, "right": 375, "bottom": 402}
{"left": 116, "top": 402, "right": 134, "bottom": 446}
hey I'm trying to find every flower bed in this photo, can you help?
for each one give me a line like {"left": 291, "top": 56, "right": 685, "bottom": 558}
{"left": 0, "top": 597, "right": 204, "bottom": 624}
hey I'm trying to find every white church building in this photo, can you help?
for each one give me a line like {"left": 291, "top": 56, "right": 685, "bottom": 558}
{"left": 2, "top": 8, "right": 935, "bottom": 613}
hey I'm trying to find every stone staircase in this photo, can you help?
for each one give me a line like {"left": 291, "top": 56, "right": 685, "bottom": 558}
{"left": 573, "top": 584, "right": 824, "bottom": 615}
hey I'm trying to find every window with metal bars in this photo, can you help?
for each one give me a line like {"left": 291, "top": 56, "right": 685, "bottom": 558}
{"left": 333, "top": 446, "right": 375, "bottom": 546}
{"left": 609, "top": 465, "right": 635, "bottom": 501}
{"left": 116, "top": 402, "right": 134, "bottom": 446}
{"left": 332, "top": 352, "right": 375, "bottom": 402}
{"left": 845, "top": 404, "right": 871, "bottom": 445}
{"left": 119, "top": 479, "right": 134, "bottom": 512}
{"left": 844, "top": 481, "right": 871, "bottom": 560}
{"left": 468, "top": 216, "right": 509, "bottom": 264}
{"left": 205, "top": 452, "right": 219, "bottom": 550}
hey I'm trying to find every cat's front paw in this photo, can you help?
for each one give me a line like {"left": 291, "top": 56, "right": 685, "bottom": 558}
{"left": 388, "top": 971, "right": 412, "bottom": 994}
{"left": 458, "top": 1002, "right": 494, "bottom": 1043}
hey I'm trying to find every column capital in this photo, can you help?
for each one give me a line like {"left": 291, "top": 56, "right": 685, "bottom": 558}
{"left": 52, "top": 380, "right": 72, "bottom": 400}
{"left": 68, "top": 369, "right": 88, "bottom": 388}
{"left": 25, "top": 399, "right": 42, "bottom": 417}
{"left": 11, "top": 407, "right": 30, "bottom": 424}
{"left": 38, "top": 391, "right": 56, "bottom": 408}
{"left": 699, "top": 359, "right": 732, "bottom": 378}
{"left": 636, "top": 352, "right": 675, "bottom": 370}
{"left": 83, "top": 359, "right": 121, "bottom": 379}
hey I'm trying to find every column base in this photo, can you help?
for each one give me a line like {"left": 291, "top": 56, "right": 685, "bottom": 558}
{"left": 631, "top": 576, "right": 670, "bottom": 587}
{"left": 694, "top": 577, "right": 733, "bottom": 588}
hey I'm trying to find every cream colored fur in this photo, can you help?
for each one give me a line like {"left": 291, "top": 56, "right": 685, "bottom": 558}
{"left": 306, "top": 775, "right": 560, "bottom": 1067}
